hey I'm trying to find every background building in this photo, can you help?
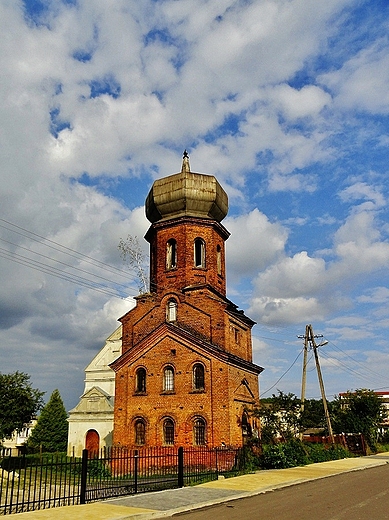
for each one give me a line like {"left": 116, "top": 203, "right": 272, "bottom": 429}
{"left": 2, "top": 419, "right": 37, "bottom": 456}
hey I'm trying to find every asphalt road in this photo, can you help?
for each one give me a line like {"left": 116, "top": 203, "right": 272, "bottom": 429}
{"left": 172, "top": 463, "right": 389, "bottom": 520}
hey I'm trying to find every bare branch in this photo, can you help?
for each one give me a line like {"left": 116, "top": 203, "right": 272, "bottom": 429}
{"left": 118, "top": 235, "right": 149, "bottom": 294}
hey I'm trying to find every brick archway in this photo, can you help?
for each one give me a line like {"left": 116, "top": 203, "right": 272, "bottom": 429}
{"left": 85, "top": 429, "right": 100, "bottom": 455}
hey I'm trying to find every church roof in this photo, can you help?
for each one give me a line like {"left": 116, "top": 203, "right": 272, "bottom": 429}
{"left": 145, "top": 152, "right": 228, "bottom": 223}
{"left": 110, "top": 322, "right": 263, "bottom": 375}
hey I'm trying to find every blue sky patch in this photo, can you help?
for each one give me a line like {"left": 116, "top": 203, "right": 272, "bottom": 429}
{"left": 73, "top": 49, "right": 93, "bottom": 63}
{"left": 22, "top": 0, "right": 76, "bottom": 26}
{"left": 73, "top": 24, "right": 99, "bottom": 63}
{"left": 49, "top": 107, "right": 71, "bottom": 138}
{"left": 204, "top": 113, "right": 245, "bottom": 143}
{"left": 89, "top": 76, "right": 121, "bottom": 99}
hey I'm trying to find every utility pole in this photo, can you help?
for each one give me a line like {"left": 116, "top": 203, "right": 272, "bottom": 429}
{"left": 298, "top": 324, "right": 335, "bottom": 444}
{"left": 299, "top": 325, "right": 309, "bottom": 440}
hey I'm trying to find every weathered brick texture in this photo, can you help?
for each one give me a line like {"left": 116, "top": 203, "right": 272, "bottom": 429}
{"left": 111, "top": 173, "right": 263, "bottom": 449}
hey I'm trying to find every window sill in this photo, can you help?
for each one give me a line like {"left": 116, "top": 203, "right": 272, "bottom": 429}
{"left": 190, "top": 390, "right": 205, "bottom": 394}
{"left": 133, "top": 392, "right": 147, "bottom": 396}
{"left": 161, "top": 391, "right": 176, "bottom": 395}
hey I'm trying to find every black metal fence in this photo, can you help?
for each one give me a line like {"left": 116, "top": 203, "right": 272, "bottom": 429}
{"left": 0, "top": 446, "right": 242, "bottom": 515}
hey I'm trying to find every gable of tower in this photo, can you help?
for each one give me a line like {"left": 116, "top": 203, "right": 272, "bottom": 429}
{"left": 111, "top": 322, "right": 262, "bottom": 448}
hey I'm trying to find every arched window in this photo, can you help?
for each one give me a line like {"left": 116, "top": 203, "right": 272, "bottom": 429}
{"left": 194, "top": 238, "right": 205, "bottom": 268}
{"left": 217, "top": 245, "right": 222, "bottom": 275}
{"left": 166, "top": 299, "right": 177, "bottom": 322}
{"left": 193, "top": 417, "right": 206, "bottom": 446}
{"left": 135, "top": 367, "right": 146, "bottom": 393}
{"left": 135, "top": 419, "right": 146, "bottom": 445}
{"left": 166, "top": 239, "right": 177, "bottom": 270}
{"left": 193, "top": 363, "right": 205, "bottom": 391}
{"left": 163, "top": 366, "right": 174, "bottom": 392}
{"left": 163, "top": 418, "right": 175, "bottom": 445}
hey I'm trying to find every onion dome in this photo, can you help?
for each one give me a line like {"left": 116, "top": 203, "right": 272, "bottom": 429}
{"left": 145, "top": 151, "right": 228, "bottom": 223}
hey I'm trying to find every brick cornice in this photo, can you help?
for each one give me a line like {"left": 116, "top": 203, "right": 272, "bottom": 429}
{"left": 144, "top": 215, "right": 230, "bottom": 243}
{"left": 110, "top": 321, "right": 263, "bottom": 375}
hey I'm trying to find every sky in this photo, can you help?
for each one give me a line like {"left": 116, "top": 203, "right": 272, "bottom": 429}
{"left": 1, "top": 0, "right": 389, "bottom": 412}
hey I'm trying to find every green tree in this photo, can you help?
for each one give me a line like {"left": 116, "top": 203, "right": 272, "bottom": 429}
{"left": 27, "top": 389, "right": 68, "bottom": 452}
{"left": 0, "top": 371, "right": 44, "bottom": 441}
{"left": 332, "top": 389, "right": 387, "bottom": 451}
{"left": 300, "top": 398, "right": 328, "bottom": 432}
{"left": 254, "top": 391, "right": 302, "bottom": 443}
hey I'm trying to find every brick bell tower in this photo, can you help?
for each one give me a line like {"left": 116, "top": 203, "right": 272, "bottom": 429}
{"left": 111, "top": 152, "right": 263, "bottom": 448}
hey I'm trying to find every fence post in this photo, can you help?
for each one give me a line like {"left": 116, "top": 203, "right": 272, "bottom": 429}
{"left": 178, "top": 447, "right": 184, "bottom": 488}
{"left": 80, "top": 449, "right": 88, "bottom": 504}
{"left": 134, "top": 450, "right": 138, "bottom": 494}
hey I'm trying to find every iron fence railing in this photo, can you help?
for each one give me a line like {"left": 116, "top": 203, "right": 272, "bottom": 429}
{"left": 0, "top": 452, "right": 82, "bottom": 515}
{"left": 0, "top": 446, "right": 242, "bottom": 515}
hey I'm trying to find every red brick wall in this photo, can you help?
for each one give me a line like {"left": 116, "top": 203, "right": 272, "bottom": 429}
{"left": 146, "top": 217, "right": 229, "bottom": 297}
{"left": 113, "top": 214, "right": 261, "bottom": 448}
{"left": 113, "top": 332, "right": 259, "bottom": 448}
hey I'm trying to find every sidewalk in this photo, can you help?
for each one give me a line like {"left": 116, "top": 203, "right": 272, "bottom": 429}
{"left": 13, "top": 453, "right": 389, "bottom": 520}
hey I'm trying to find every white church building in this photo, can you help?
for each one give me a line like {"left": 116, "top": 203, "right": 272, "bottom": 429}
{"left": 67, "top": 325, "right": 121, "bottom": 457}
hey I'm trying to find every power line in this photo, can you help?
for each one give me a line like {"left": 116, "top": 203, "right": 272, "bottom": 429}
{"left": 0, "top": 238, "right": 129, "bottom": 288}
{"left": 0, "top": 248, "right": 132, "bottom": 301}
{"left": 0, "top": 217, "right": 149, "bottom": 300}
{"left": 0, "top": 218, "right": 142, "bottom": 284}
{"left": 261, "top": 347, "right": 304, "bottom": 397}
{"left": 324, "top": 337, "right": 388, "bottom": 382}
{"left": 318, "top": 348, "right": 388, "bottom": 388}
{"left": 260, "top": 328, "right": 389, "bottom": 400}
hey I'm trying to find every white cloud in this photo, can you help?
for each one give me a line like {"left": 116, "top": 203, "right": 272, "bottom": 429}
{"left": 247, "top": 206, "right": 389, "bottom": 326}
{"left": 270, "top": 84, "right": 332, "bottom": 120}
{"left": 225, "top": 209, "right": 288, "bottom": 283}
{"left": 320, "top": 39, "right": 389, "bottom": 114}
{"left": 339, "top": 182, "right": 386, "bottom": 210}
{"left": 249, "top": 296, "right": 324, "bottom": 326}
{"left": 1, "top": 0, "right": 389, "bottom": 407}
{"left": 253, "top": 251, "right": 326, "bottom": 298}
{"left": 357, "top": 287, "right": 389, "bottom": 304}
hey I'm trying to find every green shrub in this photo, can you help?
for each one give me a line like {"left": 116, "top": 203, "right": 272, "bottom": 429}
{"left": 376, "top": 443, "right": 389, "bottom": 453}
{"left": 87, "top": 459, "right": 111, "bottom": 478}
{"left": 283, "top": 439, "right": 309, "bottom": 466}
{"left": 236, "top": 445, "right": 261, "bottom": 471}
{"left": 260, "top": 443, "right": 297, "bottom": 469}
{"left": 305, "top": 443, "right": 333, "bottom": 463}
{"left": 326, "top": 444, "right": 351, "bottom": 460}
{"left": 259, "top": 440, "right": 352, "bottom": 469}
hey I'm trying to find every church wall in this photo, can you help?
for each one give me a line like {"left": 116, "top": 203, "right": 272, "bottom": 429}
{"left": 67, "top": 415, "right": 113, "bottom": 457}
{"left": 225, "top": 316, "right": 253, "bottom": 361}
{"left": 113, "top": 336, "right": 241, "bottom": 448}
